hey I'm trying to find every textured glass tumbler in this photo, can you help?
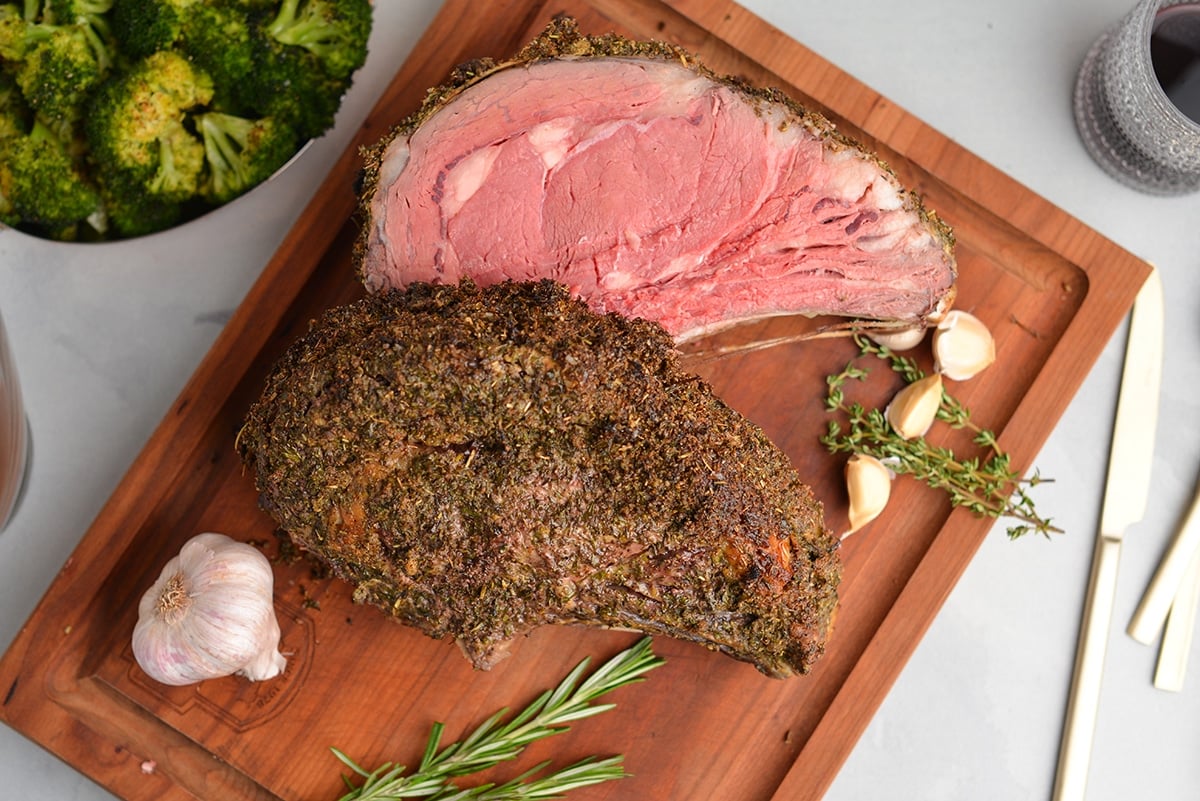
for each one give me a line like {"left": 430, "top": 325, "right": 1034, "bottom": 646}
{"left": 1074, "top": 0, "right": 1200, "bottom": 195}
{"left": 0, "top": 309, "right": 30, "bottom": 533}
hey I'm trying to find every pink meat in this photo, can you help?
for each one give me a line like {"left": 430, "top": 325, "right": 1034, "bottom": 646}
{"left": 362, "top": 57, "right": 955, "bottom": 342}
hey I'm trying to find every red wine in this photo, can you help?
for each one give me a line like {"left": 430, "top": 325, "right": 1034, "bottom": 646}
{"left": 1151, "top": 4, "right": 1200, "bottom": 124}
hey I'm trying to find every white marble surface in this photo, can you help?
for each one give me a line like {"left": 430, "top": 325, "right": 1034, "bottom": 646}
{"left": 2, "top": 1, "right": 1199, "bottom": 798}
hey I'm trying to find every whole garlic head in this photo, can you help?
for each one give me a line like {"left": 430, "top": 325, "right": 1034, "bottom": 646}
{"left": 933, "top": 310, "right": 995, "bottom": 381}
{"left": 133, "top": 532, "right": 287, "bottom": 687}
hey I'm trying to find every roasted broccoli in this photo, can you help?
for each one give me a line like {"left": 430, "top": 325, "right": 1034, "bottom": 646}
{"left": 84, "top": 49, "right": 210, "bottom": 233}
{"left": 107, "top": 0, "right": 188, "bottom": 59}
{"left": 45, "top": 0, "right": 115, "bottom": 23}
{"left": 95, "top": 167, "right": 186, "bottom": 238}
{"left": 265, "top": 0, "right": 369, "bottom": 80}
{"left": 234, "top": 0, "right": 369, "bottom": 140}
{"left": 0, "top": 5, "right": 23, "bottom": 59}
{"left": 0, "top": 114, "right": 101, "bottom": 236}
{"left": 237, "top": 36, "right": 342, "bottom": 141}
{"left": 0, "top": 70, "right": 25, "bottom": 136}
{"left": 110, "top": 0, "right": 252, "bottom": 85}
{"left": 1, "top": 0, "right": 373, "bottom": 240}
{"left": 179, "top": 3, "right": 255, "bottom": 93}
{"left": 197, "top": 111, "right": 298, "bottom": 203}
{"left": 0, "top": 1, "right": 113, "bottom": 125}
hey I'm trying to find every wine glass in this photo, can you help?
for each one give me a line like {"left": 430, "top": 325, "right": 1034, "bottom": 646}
{"left": 0, "top": 308, "right": 30, "bottom": 533}
{"left": 1074, "top": 0, "right": 1200, "bottom": 195}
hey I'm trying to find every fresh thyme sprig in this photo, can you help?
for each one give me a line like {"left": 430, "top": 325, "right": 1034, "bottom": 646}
{"left": 822, "top": 335, "right": 1058, "bottom": 539}
{"left": 332, "top": 637, "right": 664, "bottom": 800}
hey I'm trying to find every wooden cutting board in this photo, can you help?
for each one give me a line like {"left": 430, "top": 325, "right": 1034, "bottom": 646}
{"left": 0, "top": 1, "right": 1151, "bottom": 799}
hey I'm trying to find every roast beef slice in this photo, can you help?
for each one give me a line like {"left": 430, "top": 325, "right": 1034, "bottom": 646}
{"left": 360, "top": 18, "right": 957, "bottom": 342}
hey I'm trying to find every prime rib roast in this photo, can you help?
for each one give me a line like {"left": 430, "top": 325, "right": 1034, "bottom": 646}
{"left": 358, "top": 17, "right": 957, "bottom": 342}
{"left": 242, "top": 19, "right": 963, "bottom": 677}
{"left": 239, "top": 281, "right": 841, "bottom": 677}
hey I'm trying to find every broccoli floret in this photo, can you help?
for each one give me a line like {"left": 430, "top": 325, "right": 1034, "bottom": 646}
{"left": 84, "top": 49, "right": 211, "bottom": 233}
{"left": 0, "top": 1, "right": 112, "bottom": 125}
{"left": 233, "top": 0, "right": 370, "bottom": 140}
{"left": 0, "top": 5, "right": 24, "bottom": 60}
{"left": 0, "top": 106, "right": 23, "bottom": 140}
{"left": 147, "top": 115, "right": 205, "bottom": 201}
{"left": 95, "top": 166, "right": 185, "bottom": 237}
{"left": 45, "top": 0, "right": 113, "bottom": 22}
{"left": 5, "top": 0, "right": 112, "bottom": 64}
{"left": 107, "top": 0, "right": 194, "bottom": 59}
{"left": 85, "top": 49, "right": 211, "bottom": 171}
{"left": 177, "top": 3, "right": 255, "bottom": 95}
{"left": 0, "top": 116, "right": 100, "bottom": 235}
{"left": 14, "top": 25, "right": 101, "bottom": 123}
{"left": 237, "top": 28, "right": 345, "bottom": 141}
{"left": 1, "top": 69, "right": 87, "bottom": 161}
{"left": 264, "top": 0, "right": 370, "bottom": 80}
{"left": 197, "top": 111, "right": 297, "bottom": 203}
{"left": 0, "top": 71, "right": 28, "bottom": 139}
{"left": 46, "top": 0, "right": 115, "bottom": 68}
{"left": 0, "top": 82, "right": 18, "bottom": 224}
{"left": 110, "top": 2, "right": 256, "bottom": 108}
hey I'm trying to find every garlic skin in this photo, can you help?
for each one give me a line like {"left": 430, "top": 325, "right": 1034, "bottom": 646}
{"left": 885, "top": 372, "right": 943, "bottom": 440}
{"left": 845, "top": 453, "right": 893, "bottom": 536}
{"left": 133, "top": 532, "right": 287, "bottom": 687}
{"left": 933, "top": 310, "right": 996, "bottom": 381}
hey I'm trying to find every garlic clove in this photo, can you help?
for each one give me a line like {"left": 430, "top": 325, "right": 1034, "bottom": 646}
{"left": 132, "top": 532, "right": 287, "bottom": 687}
{"left": 845, "top": 453, "right": 893, "bottom": 536}
{"left": 867, "top": 325, "right": 928, "bottom": 352}
{"left": 884, "top": 372, "right": 943, "bottom": 440}
{"left": 933, "top": 310, "right": 996, "bottom": 381}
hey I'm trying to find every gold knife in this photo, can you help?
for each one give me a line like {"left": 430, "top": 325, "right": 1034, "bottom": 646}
{"left": 1127, "top": 470, "right": 1200, "bottom": 646}
{"left": 1052, "top": 265, "right": 1163, "bottom": 801}
{"left": 1153, "top": 526, "right": 1200, "bottom": 692}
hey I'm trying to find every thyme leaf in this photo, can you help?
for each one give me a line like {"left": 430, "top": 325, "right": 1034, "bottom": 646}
{"left": 822, "top": 335, "right": 1058, "bottom": 539}
{"left": 332, "top": 637, "right": 664, "bottom": 800}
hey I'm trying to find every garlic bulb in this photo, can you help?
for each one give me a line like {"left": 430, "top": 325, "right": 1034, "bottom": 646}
{"left": 133, "top": 532, "right": 287, "bottom": 687}
{"left": 845, "top": 453, "right": 893, "bottom": 536}
{"left": 933, "top": 310, "right": 995, "bottom": 381}
{"left": 884, "top": 372, "right": 943, "bottom": 440}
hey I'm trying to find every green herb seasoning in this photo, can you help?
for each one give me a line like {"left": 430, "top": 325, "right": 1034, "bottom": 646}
{"left": 239, "top": 280, "right": 841, "bottom": 677}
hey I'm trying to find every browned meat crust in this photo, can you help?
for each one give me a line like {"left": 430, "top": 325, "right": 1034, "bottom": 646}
{"left": 239, "top": 280, "right": 840, "bottom": 677}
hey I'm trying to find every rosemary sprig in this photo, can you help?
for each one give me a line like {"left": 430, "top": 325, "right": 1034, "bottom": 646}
{"left": 332, "top": 637, "right": 664, "bottom": 801}
{"left": 822, "top": 335, "right": 1058, "bottom": 539}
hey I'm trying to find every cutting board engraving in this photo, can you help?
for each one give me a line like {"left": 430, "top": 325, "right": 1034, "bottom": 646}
{"left": 118, "top": 597, "right": 315, "bottom": 733}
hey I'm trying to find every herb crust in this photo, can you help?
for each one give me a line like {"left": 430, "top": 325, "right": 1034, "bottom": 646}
{"left": 239, "top": 280, "right": 841, "bottom": 677}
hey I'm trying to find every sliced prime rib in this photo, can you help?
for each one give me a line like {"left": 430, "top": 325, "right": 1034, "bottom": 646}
{"left": 239, "top": 280, "right": 841, "bottom": 677}
{"left": 359, "top": 18, "right": 957, "bottom": 342}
